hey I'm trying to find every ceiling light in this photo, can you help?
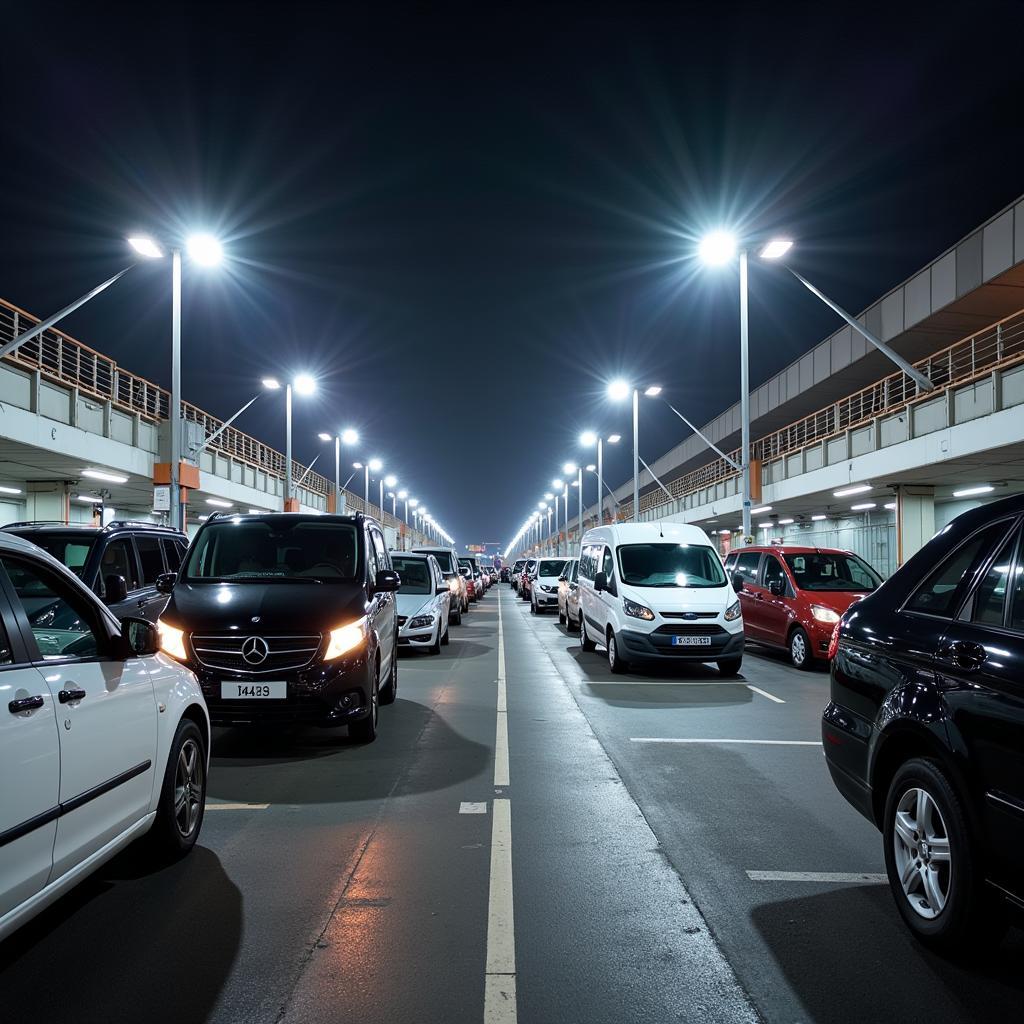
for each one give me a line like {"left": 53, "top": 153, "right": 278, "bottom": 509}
{"left": 779, "top": 518, "right": 794, "bottom": 525}
{"left": 206, "top": 498, "right": 232, "bottom": 508}
{"left": 248, "top": 508, "right": 264, "bottom": 514}
{"left": 834, "top": 484, "right": 872, "bottom": 498}
{"left": 751, "top": 505, "right": 772, "bottom": 515}
{"left": 758, "top": 522, "right": 773, "bottom": 529}
{"left": 884, "top": 503, "right": 897, "bottom": 510}
{"left": 953, "top": 484, "right": 994, "bottom": 498}
{"left": 851, "top": 502, "right": 877, "bottom": 511}
{"left": 74, "top": 495, "right": 103, "bottom": 504}
{"left": 759, "top": 238, "right": 793, "bottom": 260}
{"left": 812, "top": 514, "right": 827, "bottom": 521}
{"left": 82, "top": 469, "right": 128, "bottom": 484}
{"left": 0, "top": 485, "right": 22, "bottom": 494}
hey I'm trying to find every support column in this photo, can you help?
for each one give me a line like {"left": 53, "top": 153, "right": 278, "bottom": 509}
{"left": 896, "top": 485, "right": 934, "bottom": 567}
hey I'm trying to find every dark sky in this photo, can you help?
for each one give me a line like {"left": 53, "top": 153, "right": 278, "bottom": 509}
{"left": 2, "top": 2, "right": 1024, "bottom": 546}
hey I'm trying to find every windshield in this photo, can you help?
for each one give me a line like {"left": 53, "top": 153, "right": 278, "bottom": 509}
{"left": 538, "top": 559, "right": 567, "bottom": 577}
{"left": 617, "top": 543, "right": 727, "bottom": 589}
{"left": 392, "top": 556, "right": 432, "bottom": 595}
{"left": 8, "top": 531, "right": 96, "bottom": 579}
{"left": 513, "top": 561, "right": 526, "bottom": 572}
{"left": 783, "top": 552, "right": 881, "bottom": 592}
{"left": 419, "top": 549, "right": 455, "bottom": 573}
{"left": 183, "top": 519, "right": 360, "bottom": 582}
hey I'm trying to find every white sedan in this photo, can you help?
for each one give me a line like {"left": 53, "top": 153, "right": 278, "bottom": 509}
{"left": 0, "top": 531, "right": 210, "bottom": 942}
{"left": 392, "top": 552, "right": 451, "bottom": 655}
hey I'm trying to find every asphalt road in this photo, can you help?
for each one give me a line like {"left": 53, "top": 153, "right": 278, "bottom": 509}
{"left": 2, "top": 584, "right": 1022, "bottom": 1023}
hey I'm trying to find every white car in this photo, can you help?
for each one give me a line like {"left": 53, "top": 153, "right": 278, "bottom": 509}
{"left": 0, "top": 531, "right": 210, "bottom": 942}
{"left": 530, "top": 556, "right": 569, "bottom": 614}
{"left": 392, "top": 552, "right": 451, "bottom": 654}
{"left": 412, "top": 545, "right": 468, "bottom": 617}
{"left": 577, "top": 522, "right": 744, "bottom": 675}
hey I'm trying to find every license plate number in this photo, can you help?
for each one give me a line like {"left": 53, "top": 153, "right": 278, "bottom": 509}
{"left": 220, "top": 681, "right": 287, "bottom": 699}
{"left": 671, "top": 635, "right": 712, "bottom": 647}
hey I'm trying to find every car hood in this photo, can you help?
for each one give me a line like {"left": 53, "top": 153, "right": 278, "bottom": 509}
{"left": 620, "top": 582, "right": 735, "bottom": 614}
{"left": 396, "top": 593, "right": 435, "bottom": 617}
{"left": 162, "top": 581, "right": 367, "bottom": 633}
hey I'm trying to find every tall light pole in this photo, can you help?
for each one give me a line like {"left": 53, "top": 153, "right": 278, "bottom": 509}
{"left": 564, "top": 461, "right": 582, "bottom": 546}
{"left": 580, "top": 431, "right": 619, "bottom": 527}
{"left": 608, "top": 380, "right": 662, "bottom": 522}
{"left": 382, "top": 473, "right": 397, "bottom": 515}
{"left": 280, "top": 374, "right": 316, "bottom": 509}
{"left": 319, "top": 427, "right": 358, "bottom": 514}
{"left": 364, "top": 457, "right": 382, "bottom": 510}
{"left": 551, "top": 478, "right": 565, "bottom": 556}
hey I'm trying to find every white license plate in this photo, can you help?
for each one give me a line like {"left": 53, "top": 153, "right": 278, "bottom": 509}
{"left": 671, "top": 635, "right": 712, "bottom": 647}
{"left": 220, "top": 681, "right": 287, "bottom": 699}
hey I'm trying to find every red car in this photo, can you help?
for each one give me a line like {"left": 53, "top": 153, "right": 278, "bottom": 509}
{"left": 519, "top": 558, "right": 537, "bottom": 601}
{"left": 723, "top": 544, "right": 883, "bottom": 668}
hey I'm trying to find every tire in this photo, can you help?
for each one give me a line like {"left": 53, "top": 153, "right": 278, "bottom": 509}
{"left": 450, "top": 603, "right": 462, "bottom": 626}
{"left": 441, "top": 622, "right": 450, "bottom": 646}
{"left": 530, "top": 595, "right": 538, "bottom": 614}
{"left": 580, "top": 617, "right": 597, "bottom": 652}
{"left": 717, "top": 657, "right": 742, "bottom": 676}
{"left": 379, "top": 645, "right": 398, "bottom": 705}
{"left": 608, "top": 630, "right": 628, "bottom": 674}
{"left": 430, "top": 621, "right": 442, "bottom": 655}
{"left": 349, "top": 664, "right": 379, "bottom": 743}
{"left": 882, "top": 757, "right": 1005, "bottom": 952}
{"left": 789, "top": 626, "right": 813, "bottom": 670}
{"left": 558, "top": 606, "right": 566, "bottom": 625}
{"left": 148, "top": 719, "right": 206, "bottom": 861}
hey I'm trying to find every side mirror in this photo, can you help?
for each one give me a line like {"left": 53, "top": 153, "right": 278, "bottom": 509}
{"left": 103, "top": 573, "right": 128, "bottom": 604}
{"left": 121, "top": 616, "right": 160, "bottom": 657}
{"left": 731, "top": 572, "right": 745, "bottom": 593}
{"left": 768, "top": 579, "right": 784, "bottom": 597}
{"left": 594, "top": 571, "right": 607, "bottom": 592}
{"left": 156, "top": 572, "right": 177, "bottom": 595}
{"left": 435, "top": 584, "right": 449, "bottom": 595}
{"left": 374, "top": 569, "right": 400, "bottom": 593}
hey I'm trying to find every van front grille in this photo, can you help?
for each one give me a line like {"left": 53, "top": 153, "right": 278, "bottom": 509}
{"left": 190, "top": 633, "right": 322, "bottom": 674}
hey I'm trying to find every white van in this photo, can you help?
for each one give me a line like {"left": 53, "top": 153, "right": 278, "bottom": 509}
{"left": 577, "top": 522, "right": 744, "bottom": 675}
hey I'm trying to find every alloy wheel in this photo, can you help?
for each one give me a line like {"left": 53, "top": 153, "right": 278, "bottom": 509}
{"left": 173, "top": 738, "right": 204, "bottom": 840}
{"left": 892, "top": 786, "right": 952, "bottom": 919}
{"left": 791, "top": 630, "right": 807, "bottom": 666}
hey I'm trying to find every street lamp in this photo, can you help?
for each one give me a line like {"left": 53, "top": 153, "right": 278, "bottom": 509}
{"left": 608, "top": 378, "right": 662, "bottom": 522}
{"left": 319, "top": 427, "right": 358, "bottom": 514}
{"left": 381, "top": 473, "right": 397, "bottom": 515}
{"left": 260, "top": 374, "right": 316, "bottom": 508}
{"left": 563, "top": 460, "right": 583, "bottom": 547}
{"left": 363, "top": 457, "right": 382, "bottom": 510}
{"left": 580, "top": 430, "right": 620, "bottom": 527}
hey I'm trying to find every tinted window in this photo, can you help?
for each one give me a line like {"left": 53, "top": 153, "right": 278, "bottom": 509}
{"left": 538, "top": 559, "right": 567, "bottom": 577}
{"left": 617, "top": 543, "right": 726, "bottom": 588}
{"left": 2, "top": 556, "right": 100, "bottom": 660}
{"left": 161, "top": 538, "right": 184, "bottom": 571}
{"left": 1009, "top": 536, "right": 1024, "bottom": 633}
{"left": 723, "top": 552, "right": 737, "bottom": 572}
{"left": 392, "top": 557, "right": 432, "bottom": 594}
{"left": 98, "top": 538, "right": 139, "bottom": 593}
{"left": 135, "top": 535, "right": 165, "bottom": 585}
{"left": 762, "top": 554, "right": 787, "bottom": 591}
{"left": 601, "top": 547, "right": 614, "bottom": 579}
{"left": 371, "top": 530, "right": 390, "bottom": 571}
{"left": 424, "top": 550, "right": 455, "bottom": 573}
{"left": 569, "top": 559, "right": 579, "bottom": 583}
{"left": 905, "top": 521, "right": 1013, "bottom": 618}
{"left": 734, "top": 551, "right": 762, "bottom": 585}
{"left": 783, "top": 552, "right": 880, "bottom": 592}
{"left": 966, "top": 529, "right": 1018, "bottom": 627}
{"left": 8, "top": 531, "right": 95, "bottom": 580}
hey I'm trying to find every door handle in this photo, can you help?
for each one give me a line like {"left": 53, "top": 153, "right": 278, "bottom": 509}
{"left": 9, "top": 694, "right": 44, "bottom": 714}
{"left": 939, "top": 640, "right": 987, "bottom": 672}
{"left": 138, "top": 598, "right": 147, "bottom": 608}
{"left": 58, "top": 687, "right": 87, "bottom": 703}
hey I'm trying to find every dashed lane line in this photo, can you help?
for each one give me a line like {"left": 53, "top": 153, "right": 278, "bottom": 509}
{"left": 745, "top": 684, "right": 785, "bottom": 703}
{"left": 205, "top": 801, "right": 270, "bottom": 810}
{"left": 747, "top": 870, "right": 887, "bottom": 883}
{"left": 631, "top": 737, "right": 822, "bottom": 746}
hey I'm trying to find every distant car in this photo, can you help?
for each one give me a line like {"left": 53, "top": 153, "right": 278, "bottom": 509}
{"left": 510, "top": 559, "right": 527, "bottom": 591}
{"left": 723, "top": 544, "right": 883, "bottom": 668}
{"left": 519, "top": 559, "right": 537, "bottom": 600}
{"left": 0, "top": 530, "right": 209, "bottom": 942}
{"left": 500, "top": 565, "right": 511, "bottom": 583}
{"left": 558, "top": 557, "right": 580, "bottom": 629}
{"left": 413, "top": 545, "right": 468, "bottom": 616}
{"left": 458, "top": 559, "right": 478, "bottom": 602}
{"left": 530, "top": 557, "right": 569, "bottom": 613}
{"left": 391, "top": 552, "right": 451, "bottom": 654}
{"left": 824, "top": 493, "right": 1024, "bottom": 950}
{"left": 3, "top": 520, "right": 189, "bottom": 624}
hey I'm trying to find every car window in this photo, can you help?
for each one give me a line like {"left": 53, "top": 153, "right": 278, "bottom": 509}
{"left": 734, "top": 551, "right": 761, "bottom": 585}
{"left": 570, "top": 560, "right": 579, "bottom": 582}
{"left": 98, "top": 538, "right": 139, "bottom": 595}
{"left": 161, "top": 538, "right": 184, "bottom": 571}
{"left": 7, "top": 532, "right": 96, "bottom": 580}
{"left": 601, "top": 546, "right": 614, "bottom": 579}
{"left": 392, "top": 556, "right": 431, "bottom": 594}
{"left": 964, "top": 528, "right": 1019, "bottom": 627}
{"left": 1, "top": 556, "right": 102, "bottom": 660}
{"left": 762, "top": 554, "right": 787, "bottom": 592}
{"left": 617, "top": 543, "right": 727, "bottom": 588}
{"left": 135, "top": 535, "right": 166, "bottom": 585}
{"left": 371, "top": 530, "right": 390, "bottom": 571}
{"left": 784, "top": 552, "right": 880, "bottom": 592}
{"left": 1008, "top": 535, "right": 1024, "bottom": 633}
{"left": 724, "top": 552, "right": 737, "bottom": 572}
{"left": 367, "top": 530, "right": 380, "bottom": 578}
{"left": 905, "top": 520, "right": 1014, "bottom": 618}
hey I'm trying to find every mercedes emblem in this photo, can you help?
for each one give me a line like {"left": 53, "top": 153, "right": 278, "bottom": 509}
{"left": 241, "top": 636, "right": 269, "bottom": 665}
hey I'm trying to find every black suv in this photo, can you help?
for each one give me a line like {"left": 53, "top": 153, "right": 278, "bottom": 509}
{"left": 155, "top": 512, "right": 399, "bottom": 741}
{"left": 3, "top": 520, "right": 188, "bottom": 623}
{"left": 824, "top": 492, "right": 1024, "bottom": 950}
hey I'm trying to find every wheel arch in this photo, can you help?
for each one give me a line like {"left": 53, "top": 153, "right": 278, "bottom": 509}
{"left": 180, "top": 701, "right": 211, "bottom": 763}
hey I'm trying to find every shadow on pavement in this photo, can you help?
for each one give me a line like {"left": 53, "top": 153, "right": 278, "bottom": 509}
{"left": 0, "top": 844, "right": 240, "bottom": 1024}
{"left": 208, "top": 697, "right": 490, "bottom": 804}
{"left": 751, "top": 884, "right": 1024, "bottom": 1023}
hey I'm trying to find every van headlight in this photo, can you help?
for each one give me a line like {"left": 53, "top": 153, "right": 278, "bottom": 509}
{"left": 325, "top": 616, "right": 368, "bottom": 660}
{"left": 623, "top": 598, "right": 655, "bottom": 621}
{"left": 811, "top": 605, "right": 840, "bottom": 624}
{"left": 157, "top": 619, "right": 187, "bottom": 660}
{"left": 724, "top": 600, "right": 742, "bottom": 622}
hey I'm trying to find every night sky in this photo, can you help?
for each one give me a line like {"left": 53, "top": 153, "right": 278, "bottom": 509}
{"left": 2, "top": 2, "right": 1023, "bottom": 546}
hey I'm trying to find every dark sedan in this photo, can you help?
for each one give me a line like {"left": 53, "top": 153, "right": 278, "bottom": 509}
{"left": 823, "top": 492, "right": 1024, "bottom": 950}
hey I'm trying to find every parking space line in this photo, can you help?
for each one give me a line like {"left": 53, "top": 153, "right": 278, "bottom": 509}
{"left": 583, "top": 680, "right": 751, "bottom": 687}
{"left": 484, "top": 797, "right": 516, "bottom": 1023}
{"left": 746, "top": 870, "right": 887, "bottom": 883}
{"left": 461, "top": 801, "right": 488, "bottom": 814}
{"left": 495, "top": 597, "right": 510, "bottom": 786}
{"left": 745, "top": 684, "right": 785, "bottom": 703}
{"left": 205, "top": 801, "right": 270, "bottom": 810}
{"left": 631, "top": 738, "right": 821, "bottom": 746}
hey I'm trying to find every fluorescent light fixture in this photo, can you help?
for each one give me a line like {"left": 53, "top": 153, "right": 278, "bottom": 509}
{"left": 751, "top": 505, "right": 772, "bottom": 515}
{"left": 580, "top": 430, "right": 597, "bottom": 447}
{"left": 341, "top": 428, "right": 359, "bottom": 445}
{"left": 834, "top": 483, "right": 872, "bottom": 498}
{"left": 953, "top": 484, "right": 994, "bottom": 498}
{"left": 186, "top": 233, "right": 223, "bottom": 267}
{"left": 644, "top": 385, "right": 662, "bottom": 397}
{"left": 128, "top": 236, "right": 164, "bottom": 259}
{"left": 293, "top": 374, "right": 316, "bottom": 396}
{"left": 698, "top": 230, "right": 737, "bottom": 266}
{"left": 74, "top": 494, "right": 103, "bottom": 503}
{"left": 262, "top": 377, "right": 281, "bottom": 390}
{"left": 607, "top": 379, "right": 630, "bottom": 401}
{"left": 206, "top": 498, "right": 232, "bottom": 508}
{"left": 759, "top": 238, "right": 793, "bottom": 260}
{"left": 812, "top": 514, "right": 827, "bottom": 521}
{"left": 82, "top": 469, "right": 128, "bottom": 484}
{"left": 758, "top": 522, "right": 773, "bottom": 529}
{"left": 318, "top": 432, "right": 332, "bottom": 442}
{"left": 884, "top": 502, "right": 897, "bottom": 510}
{"left": 779, "top": 518, "right": 794, "bottom": 525}
{"left": 607, "top": 434, "right": 621, "bottom": 444}
{"left": 0, "top": 485, "right": 22, "bottom": 494}
{"left": 851, "top": 502, "right": 877, "bottom": 511}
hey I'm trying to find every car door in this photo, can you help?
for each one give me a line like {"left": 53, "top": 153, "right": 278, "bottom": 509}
{"left": 594, "top": 544, "right": 617, "bottom": 637}
{"left": 0, "top": 552, "right": 157, "bottom": 880}
{"left": 759, "top": 553, "right": 794, "bottom": 648}
{"left": 732, "top": 550, "right": 764, "bottom": 637}
{"left": 133, "top": 534, "right": 169, "bottom": 622}
{"left": 934, "top": 520, "right": 1024, "bottom": 883}
{"left": 0, "top": 594, "right": 60, "bottom": 920}
{"left": 95, "top": 536, "right": 141, "bottom": 621}
{"left": 431, "top": 557, "right": 450, "bottom": 623}
{"left": 369, "top": 528, "right": 396, "bottom": 676}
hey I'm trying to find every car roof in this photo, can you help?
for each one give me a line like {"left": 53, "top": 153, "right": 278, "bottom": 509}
{"left": 736, "top": 545, "right": 855, "bottom": 556}
{"left": 581, "top": 522, "right": 713, "bottom": 545}
{"left": 392, "top": 551, "right": 432, "bottom": 559}
{"left": 3, "top": 520, "right": 185, "bottom": 537}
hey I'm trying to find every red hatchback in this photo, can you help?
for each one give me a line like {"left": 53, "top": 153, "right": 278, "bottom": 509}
{"left": 723, "top": 544, "right": 883, "bottom": 668}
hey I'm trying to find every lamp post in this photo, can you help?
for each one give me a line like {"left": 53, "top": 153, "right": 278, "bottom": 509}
{"left": 607, "top": 380, "right": 662, "bottom": 521}
{"left": 318, "top": 427, "right": 358, "bottom": 514}
{"left": 551, "top": 478, "right": 565, "bottom": 556}
{"left": 363, "top": 458, "right": 382, "bottom": 510}
{"left": 580, "top": 431, "right": 620, "bottom": 527}
{"left": 564, "top": 461, "right": 582, "bottom": 547}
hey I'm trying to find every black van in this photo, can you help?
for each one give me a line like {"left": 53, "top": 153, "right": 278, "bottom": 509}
{"left": 155, "top": 512, "right": 399, "bottom": 741}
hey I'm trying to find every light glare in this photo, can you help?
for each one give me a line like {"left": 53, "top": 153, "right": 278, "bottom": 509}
{"left": 186, "top": 233, "right": 223, "bottom": 266}
{"left": 293, "top": 374, "right": 316, "bottom": 396}
{"left": 698, "top": 230, "right": 737, "bottom": 266}
{"left": 759, "top": 238, "right": 793, "bottom": 260}
{"left": 128, "top": 236, "right": 164, "bottom": 259}
{"left": 607, "top": 379, "right": 630, "bottom": 401}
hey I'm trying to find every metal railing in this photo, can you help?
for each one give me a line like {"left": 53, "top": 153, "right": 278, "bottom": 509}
{"left": 617, "top": 306, "right": 1024, "bottom": 521}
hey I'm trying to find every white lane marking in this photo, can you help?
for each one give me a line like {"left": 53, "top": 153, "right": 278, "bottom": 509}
{"left": 484, "top": 797, "right": 516, "bottom": 1023}
{"left": 584, "top": 680, "right": 749, "bottom": 687}
{"left": 746, "top": 684, "right": 785, "bottom": 703}
{"left": 205, "top": 801, "right": 270, "bottom": 810}
{"left": 747, "top": 870, "right": 887, "bottom": 883}
{"left": 494, "top": 708, "right": 510, "bottom": 786}
{"left": 497, "top": 594, "right": 506, "bottom": 711}
{"left": 461, "top": 801, "right": 488, "bottom": 814}
{"left": 631, "top": 738, "right": 822, "bottom": 746}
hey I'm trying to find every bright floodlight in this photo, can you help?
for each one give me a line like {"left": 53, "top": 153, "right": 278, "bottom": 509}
{"left": 262, "top": 377, "right": 281, "bottom": 390}
{"left": 128, "top": 236, "right": 164, "bottom": 259}
{"left": 409, "top": 498, "right": 419, "bottom": 508}
{"left": 698, "top": 230, "right": 737, "bottom": 266}
{"left": 538, "top": 501, "right": 547, "bottom": 509}
{"left": 384, "top": 474, "right": 397, "bottom": 488}
{"left": 552, "top": 478, "right": 564, "bottom": 488}
{"left": 580, "top": 430, "right": 597, "bottom": 447}
{"left": 759, "top": 238, "right": 793, "bottom": 260}
{"left": 368, "top": 458, "right": 383, "bottom": 472}
{"left": 562, "top": 461, "right": 577, "bottom": 474}
{"left": 352, "top": 461, "right": 363, "bottom": 469}
{"left": 607, "top": 378, "right": 630, "bottom": 401}
{"left": 607, "top": 433, "right": 621, "bottom": 444}
{"left": 341, "top": 428, "right": 359, "bottom": 445}
{"left": 398, "top": 489, "right": 408, "bottom": 499}
{"left": 318, "top": 432, "right": 332, "bottom": 442}
{"left": 186, "top": 233, "right": 223, "bottom": 267}
{"left": 586, "top": 463, "right": 596, "bottom": 472}
{"left": 544, "top": 492, "right": 554, "bottom": 500}
{"left": 293, "top": 374, "right": 316, "bottom": 396}
{"left": 644, "top": 385, "right": 662, "bottom": 397}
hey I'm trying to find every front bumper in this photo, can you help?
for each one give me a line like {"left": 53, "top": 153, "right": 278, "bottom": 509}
{"left": 398, "top": 621, "right": 437, "bottom": 648}
{"left": 534, "top": 589, "right": 559, "bottom": 608}
{"left": 618, "top": 627, "right": 744, "bottom": 662}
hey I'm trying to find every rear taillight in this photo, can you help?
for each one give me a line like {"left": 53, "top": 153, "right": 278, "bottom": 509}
{"left": 827, "top": 621, "right": 841, "bottom": 660}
